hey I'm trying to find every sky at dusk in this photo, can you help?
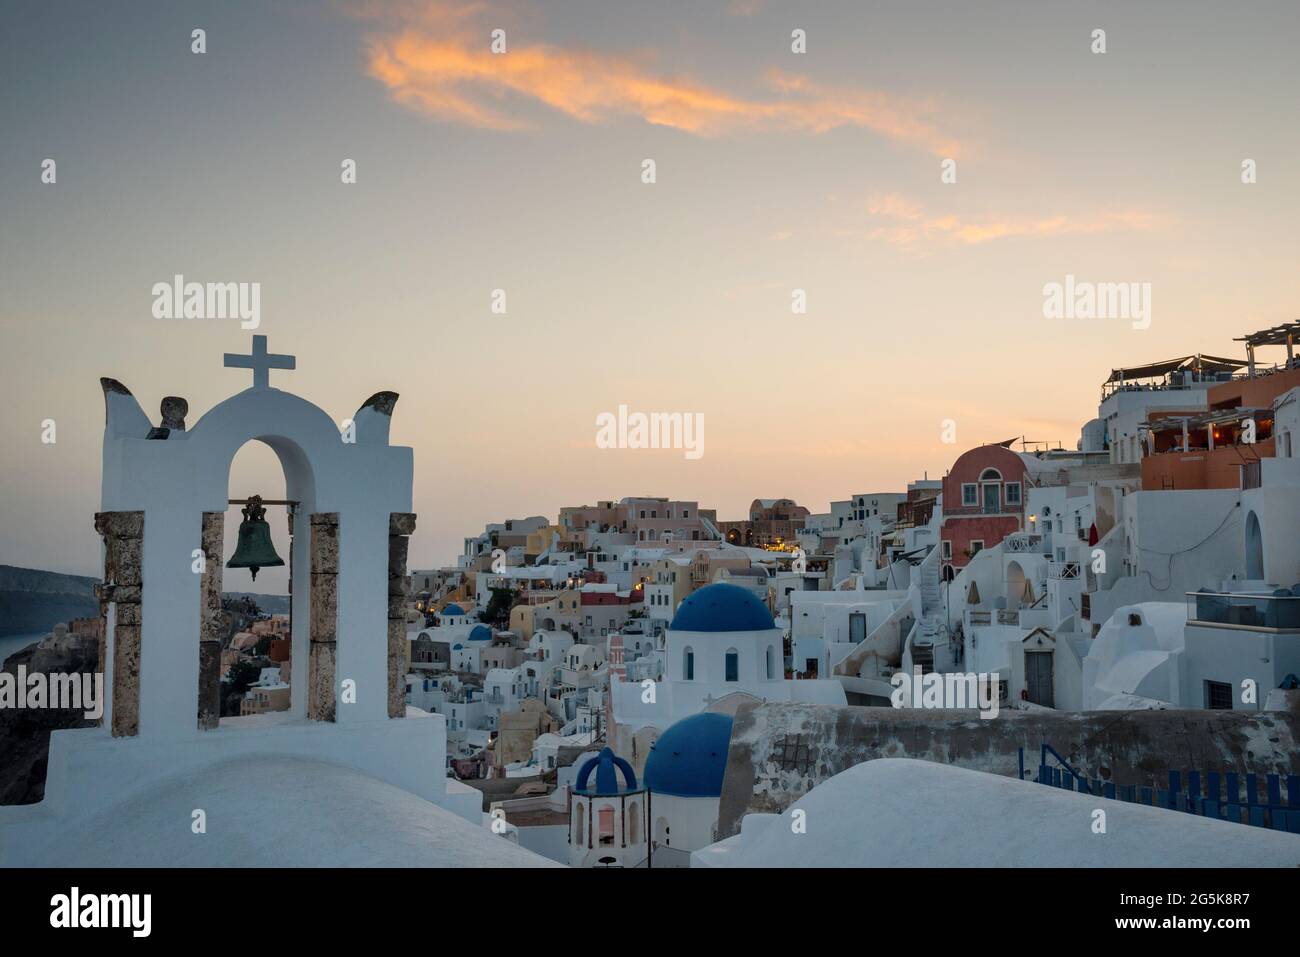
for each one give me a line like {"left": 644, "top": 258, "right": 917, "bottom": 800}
{"left": 2, "top": 0, "right": 1298, "bottom": 591}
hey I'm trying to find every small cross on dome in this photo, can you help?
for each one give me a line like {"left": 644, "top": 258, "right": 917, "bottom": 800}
{"left": 224, "top": 335, "right": 295, "bottom": 390}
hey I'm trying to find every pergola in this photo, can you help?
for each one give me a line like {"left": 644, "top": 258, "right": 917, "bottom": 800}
{"left": 1145, "top": 407, "right": 1273, "bottom": 452}
{"left": 1234, "top": 321, "right": 1300, "bottom": 375}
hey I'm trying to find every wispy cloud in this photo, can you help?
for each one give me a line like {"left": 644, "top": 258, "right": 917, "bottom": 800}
{"left": 859, "top": 193, "right": 1164, "bottom": 249}
{"left": 348, "top": 1, "right": 960, "bottom": 154}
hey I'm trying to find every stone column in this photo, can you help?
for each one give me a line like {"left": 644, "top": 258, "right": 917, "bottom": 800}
{"left": 388, "top": 513, "right": 417, "bottom": 718}
{"left": 93, "top": 510, "right": 144, "bottom": 738}
{"left": 308, "top": 513, "right": 339, "bottom": 722}
{"left": 197, "top": 512, "right": 224, "bottom": 730}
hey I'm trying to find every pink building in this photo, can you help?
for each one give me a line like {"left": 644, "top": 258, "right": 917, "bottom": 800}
{"left": 939, "top": 444, "right": 1029, "bottom": 577}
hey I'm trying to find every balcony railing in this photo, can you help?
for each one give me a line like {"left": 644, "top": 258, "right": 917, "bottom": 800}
{"left": 1049, "top": 561, "right": 1080, "bottom": 580}
{"left": 1004, "top": 533, "right": 1045, "bottom": 554}
{"left": 1187, "top": 591, "right": 1300, "bottom": 630}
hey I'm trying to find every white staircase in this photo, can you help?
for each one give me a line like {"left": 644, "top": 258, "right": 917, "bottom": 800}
{"left": 911, "top": 546, "right": 945, "bottom": 674}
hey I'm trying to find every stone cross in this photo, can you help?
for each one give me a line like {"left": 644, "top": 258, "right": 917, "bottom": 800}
{"left": 224, "top": 335, "right": 295, "bottom": 390}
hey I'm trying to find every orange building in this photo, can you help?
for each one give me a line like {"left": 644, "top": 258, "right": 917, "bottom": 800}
{"left": 1141, "top": 363, "right": 1299, "bottom": 491}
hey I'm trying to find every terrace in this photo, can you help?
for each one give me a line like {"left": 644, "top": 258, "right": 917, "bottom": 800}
{"left": 1100, "top": 353, "right": 1248, "bottom": 401}
{"left": 1101, "top": 323, "right": 1300, "bottom": 402}
{"left": 1186, "top": 590, "right": 1300, "bottom": 632}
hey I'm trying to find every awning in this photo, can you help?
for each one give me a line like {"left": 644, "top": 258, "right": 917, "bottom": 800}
{"left": 1104, "top": 353, "right": 1246, "bottom": 384}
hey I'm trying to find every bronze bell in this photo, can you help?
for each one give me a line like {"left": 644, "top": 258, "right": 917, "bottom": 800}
{"left": 227, "top": 495, "right": 284, "bottom": 581}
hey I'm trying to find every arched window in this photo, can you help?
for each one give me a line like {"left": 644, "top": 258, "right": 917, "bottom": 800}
{"left": 683, "top": 646, "right": 694, "bottom": 681}
{"left": 1245, "top": 510, "right": 1264, "bottom": 579}
{"left": 574, "top": 805, "right": 585, "bottom": 846}
{"left": 765, "top": 644, "right": 776, "bottom": 679}
{"left": 978, "top": 468, "right": 1003, "bottom": 513}
{"left": 627, "top": 801, "right": 641, "bottom": 845}
{"left": 725, "top": 648, "right": 739, "bottom": 682}
{"left": 598, "top": 805, "right": 615, "bottom": 846}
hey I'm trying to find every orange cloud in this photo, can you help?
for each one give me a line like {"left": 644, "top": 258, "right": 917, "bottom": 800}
{"left": 351, "top": 2, "right": 960, "bottom": 154}
{"left": 862, "top": 193, "right": 1163, "bottom": 249}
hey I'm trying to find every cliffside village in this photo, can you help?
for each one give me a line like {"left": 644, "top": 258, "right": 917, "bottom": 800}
{"left": 341, "top": 323, "right": 1300, "bottom": 865}
{"left": 6, "top": 325, "right": 1299, "bottom": 869}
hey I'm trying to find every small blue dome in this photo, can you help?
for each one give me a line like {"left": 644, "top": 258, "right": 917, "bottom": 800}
{"left": 574, "top": 747, "right": 639, "bottom": 796}
{"left": 669, "top": 583, "right": 773, "bottom": 633}
{"left": 468, "top": 624, "right": 492, "bottom": 642}
{"left": 441, "top": 603, "right": 466, "bottom": 616}
{"left": 644, "top": 713, "right": 733, "bottom": 798}
{"left": 452, "top": 643, "right": 464, "bottom": 650}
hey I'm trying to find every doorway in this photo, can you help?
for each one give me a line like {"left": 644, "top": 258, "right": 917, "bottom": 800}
{"left": 1025, "top": 650, "right": 1054, "bottom": 707}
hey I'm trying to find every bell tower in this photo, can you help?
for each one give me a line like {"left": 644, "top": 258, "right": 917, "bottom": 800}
{"left": 95, "top": 336, "right": 418, "bottom": 738}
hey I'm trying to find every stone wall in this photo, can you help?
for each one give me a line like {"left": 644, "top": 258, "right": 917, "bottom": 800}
{"left": 93, "top": 510, "right": 144, "bottom": 738}
{"left": 308, "top": 513, "right": 339, "bottom": 721}
{"left": 197, "top": 512, "right": 224, "bottom": 730}
{"left": 388, "top": 513, "right": 416, "bottom": 719}
{"left": 717, "top": 701, "right": 1300, "bottom": 838}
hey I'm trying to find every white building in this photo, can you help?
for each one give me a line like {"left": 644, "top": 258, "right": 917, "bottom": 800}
{"left": 1083, "top": 595, "right": 1300, "bottom": 710}
{"left": 611, "top": 583, "right": 846, "bottom": 763}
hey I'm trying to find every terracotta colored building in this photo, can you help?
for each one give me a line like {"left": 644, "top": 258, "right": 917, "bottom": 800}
{"left": 719, "top": 498, "right": 810, "bottom": 548}
{"left": 1141, "top": 364, "right": 1300, "bottom": 491}
{"left": 939, "top": 444, "right": 1029, "bottom": 575}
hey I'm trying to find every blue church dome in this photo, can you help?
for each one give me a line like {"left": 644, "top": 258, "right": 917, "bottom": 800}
{"left": 644, "top": 712, "right": 734, "bottom": 798}
{"left": 669, "top": 583, "right": 773, "bottom": 633}
{"left": 452, "top": 643, "right": 464, "bottom": 650}
{"left": 574, "top": 747, "right": 639, "bottom": 796}
{"left": 441, "top": 603, "right": 466, "bottom": 616}
{"left": 468, "top": 624, "right": 492, "bottom": 642}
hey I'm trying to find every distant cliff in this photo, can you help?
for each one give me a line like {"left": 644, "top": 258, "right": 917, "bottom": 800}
{"left": 0, "top": 623, "right": 100, "bottom": 804}
{"left": 224, "top": 592, "right": 290, "bottom": 615}
{"left": 0, "top": 565, "right": 290, "bottom": 637}
{"left": 0, "top": 565, "right": 98, "bottom": 637}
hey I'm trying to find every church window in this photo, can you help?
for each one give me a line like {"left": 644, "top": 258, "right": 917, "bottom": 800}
{"left": 684, "top": 647, "right": 695, "bottom": 680}
{"left": 628, "top": 802, "right": 641, "bottom": 845}
{"left": 725, "top": 649, "right": 739, "bottom": 682}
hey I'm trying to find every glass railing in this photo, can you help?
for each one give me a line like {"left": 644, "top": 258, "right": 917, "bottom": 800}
{"left": 1187, "top": 590, "right": 1300, "bottom": 630}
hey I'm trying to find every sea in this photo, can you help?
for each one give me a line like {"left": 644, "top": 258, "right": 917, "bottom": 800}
{"left": 0, "top": 632, "right": 46, "bottom": 668}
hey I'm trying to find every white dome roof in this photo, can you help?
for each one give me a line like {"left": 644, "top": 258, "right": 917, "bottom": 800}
{"left": 36, "top": 755, "right": 558, "bottom": 868}
{"left": 695, "top": 759, "right": 1300, "bottom": 868}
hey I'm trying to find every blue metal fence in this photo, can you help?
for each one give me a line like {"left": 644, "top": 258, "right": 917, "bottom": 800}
{"left": 1021, "top": 743, "right": 1300, "bottom": 834}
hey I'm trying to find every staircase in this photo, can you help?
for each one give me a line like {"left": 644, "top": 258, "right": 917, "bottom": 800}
{"left": 911, "top": 638, "right": 935, "bottom": 674}
{"left": 911, "top": 546, "right": 944, "bottom": 674}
